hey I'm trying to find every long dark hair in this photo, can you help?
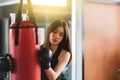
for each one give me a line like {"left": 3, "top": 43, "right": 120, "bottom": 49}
{"left": 43, "top": 20, "right": 72, "bottom": 64}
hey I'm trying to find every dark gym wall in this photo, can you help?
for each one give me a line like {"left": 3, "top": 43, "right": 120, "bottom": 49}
{"left": 0, "top": 7, "right": 2, "bottom": 19}
{"left": 1, "top": 4, "right": 25, "bottom": 18}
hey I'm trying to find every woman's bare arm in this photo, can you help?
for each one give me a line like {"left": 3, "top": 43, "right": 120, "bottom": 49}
{"left": 45, "top": 50, "right": 70, "bottom": 80}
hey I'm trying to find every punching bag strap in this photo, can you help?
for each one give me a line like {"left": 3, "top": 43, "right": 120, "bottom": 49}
{"left": 15, "top": 0, "right": 23, "bottom": 45}
{"left": 15, "top": 0, "right": 38, "bottom": 45}
{"left": 27, "top": 0, "right": 38, "bottom": 44}
{"left": 15, "top": 0, "right": 22, "bottom": 22}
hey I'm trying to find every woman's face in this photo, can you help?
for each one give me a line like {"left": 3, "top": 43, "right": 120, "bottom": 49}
{"left": 49, "top": 26, "right": 64, "bottom": 46}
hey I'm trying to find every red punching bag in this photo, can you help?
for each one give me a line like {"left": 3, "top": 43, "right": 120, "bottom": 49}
{"left": 9, "top": 0, "right": 41, "bottom": 80}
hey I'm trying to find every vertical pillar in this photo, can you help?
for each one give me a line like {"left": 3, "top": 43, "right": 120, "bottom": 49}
{"left": 0, "top": 18, "right": 9, "bottom": 80}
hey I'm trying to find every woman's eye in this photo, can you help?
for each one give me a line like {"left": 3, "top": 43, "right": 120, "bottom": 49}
{"left": 60, "top": 34, "right": 64, "bottom": 37}
{"left": 53, "top": 31, "right": 57, "bottom": 33}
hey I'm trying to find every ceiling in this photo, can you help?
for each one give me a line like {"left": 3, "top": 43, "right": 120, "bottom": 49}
{"left": 0, "top": 0, "right": 19, "bottom": 6}
{"left": 0, "top": 0, "right": 120, "bottom": 7}
{"left": 86, "top": 0, "right": 120, "bottom": 3}
{"left": 0, "top": 0, "right": 68, "bottom": 7}
{"left": 0, "top": 0, "right": 71, "bottom": 14}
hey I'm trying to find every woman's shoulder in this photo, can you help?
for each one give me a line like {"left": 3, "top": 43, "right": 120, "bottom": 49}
{"left": 57, "top": 49, "right": 71, "bottom": 67}
{"left": 58, "top": 49, "right": 70, "bottom": 60}
{"left": 61, "top": 49, "right": 70, "bottom": 55}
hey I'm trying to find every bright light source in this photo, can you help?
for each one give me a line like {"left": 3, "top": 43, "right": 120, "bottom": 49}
{"left": 23, "top": 0, "right": 67, "bottom": 7}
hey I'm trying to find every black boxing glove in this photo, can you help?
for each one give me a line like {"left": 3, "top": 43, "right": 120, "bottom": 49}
{"left": 0, "top": 54, "right": 14, "bottom": 72}
{"left": 38, "top": 47, "right": 52, "bottom": 69}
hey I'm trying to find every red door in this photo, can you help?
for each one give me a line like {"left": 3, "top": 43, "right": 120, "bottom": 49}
{"left": 84, "top": 2, "right": 120, "bottom": 80}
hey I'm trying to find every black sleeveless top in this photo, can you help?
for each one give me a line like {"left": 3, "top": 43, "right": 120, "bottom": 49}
{"left": 41, "top": 47, "right": 62, "bottom": 80}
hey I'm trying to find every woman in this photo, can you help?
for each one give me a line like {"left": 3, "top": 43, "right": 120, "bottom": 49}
{"left": 39, "top": 19, "right": 72, "bottom": 80}
{"left": 0, "top": 19, "right": 72, "bottom": 80}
